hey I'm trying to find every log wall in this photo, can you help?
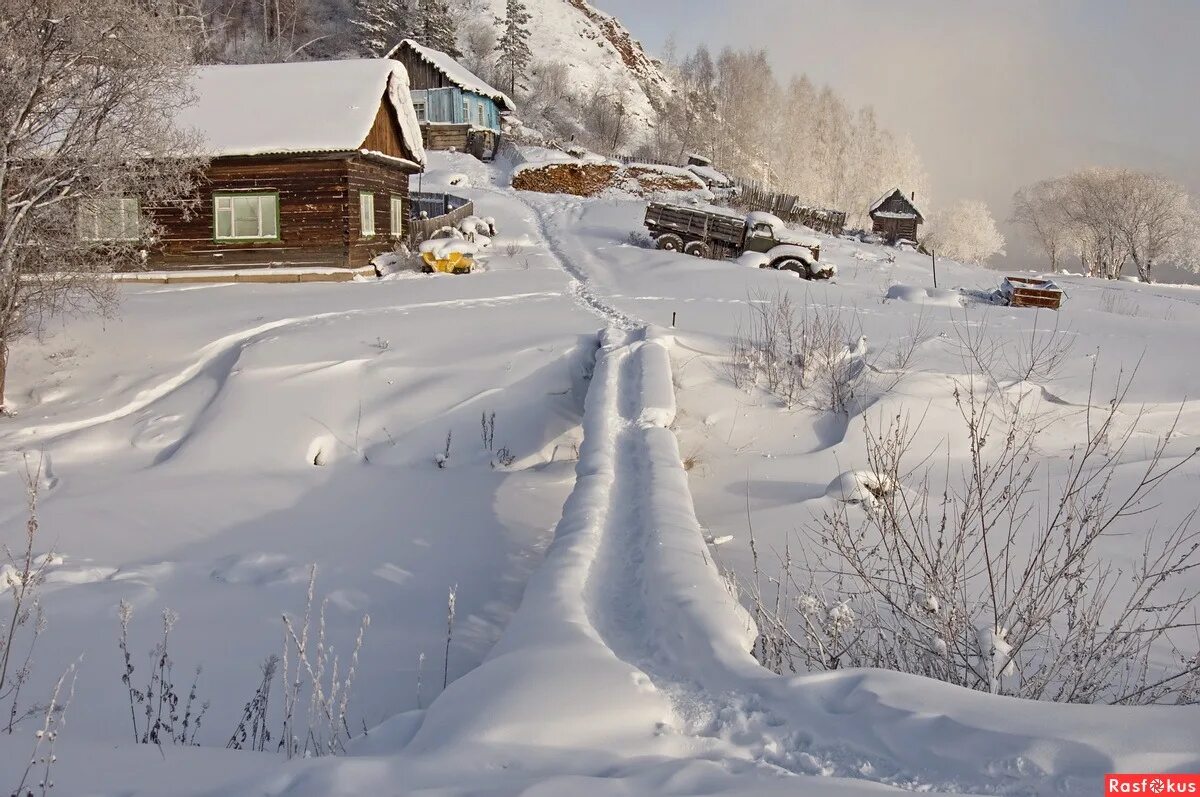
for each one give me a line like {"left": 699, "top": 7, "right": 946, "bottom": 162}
{"left": 145, "top": 152, "right": 414, "bottom": 271}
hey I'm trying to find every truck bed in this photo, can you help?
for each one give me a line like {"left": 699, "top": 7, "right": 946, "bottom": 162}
{"left": 644, "top": 202, "right": 746, "bottom": 247}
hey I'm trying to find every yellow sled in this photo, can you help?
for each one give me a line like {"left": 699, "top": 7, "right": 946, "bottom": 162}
{"left": 421, "top": 250, "right": 474, "bottom": 274}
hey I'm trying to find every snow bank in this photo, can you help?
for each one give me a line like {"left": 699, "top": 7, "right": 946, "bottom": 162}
{"left": 825, "top": 470, "right": 894, "bottom": 507}
{"left": 884, "top": 283, "right": 963, "bottom": 306}
{"left": 633, "top": 339, "right": 676, "bottom": 429}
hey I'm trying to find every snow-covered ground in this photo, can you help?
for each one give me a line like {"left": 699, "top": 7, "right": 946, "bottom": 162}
{"left": 1, "top": 151, "right": 1198, "bottom": 796}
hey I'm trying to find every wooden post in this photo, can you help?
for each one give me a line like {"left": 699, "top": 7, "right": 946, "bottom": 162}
{"left": 931, "top": 249, "right": 938, "bottom": 289}
{"left": 671, "top": 311, "right": 677, "bottom": 328}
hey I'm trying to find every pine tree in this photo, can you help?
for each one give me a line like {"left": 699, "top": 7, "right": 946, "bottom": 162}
{"left": 351, "top": 0, "right": 412, "bottom": 57}
{"left": 418, "top": 0, "right": 460, "bottom": 57}
{"left": 494, "top": 0, "right": 531, "bottom": 96}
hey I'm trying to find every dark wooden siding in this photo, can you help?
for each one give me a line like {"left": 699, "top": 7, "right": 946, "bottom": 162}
{"left": 144, "top": 150, "right": 416, "bottom": 271}
{"left": 393, "top": 47, "right": 454, "bottom": 91}
{"left": 146, "top": 156, "right": 352, "bottom": 269}
{"left": 347, "top": 155, "right": 411, "bottom": 268}
{"left": 361, "top": 96, "right": 416, "bottom": 162}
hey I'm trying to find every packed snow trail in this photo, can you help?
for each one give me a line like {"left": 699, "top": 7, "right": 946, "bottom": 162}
{"left": 469, "top": 182, "right": 643, "bottom": 330}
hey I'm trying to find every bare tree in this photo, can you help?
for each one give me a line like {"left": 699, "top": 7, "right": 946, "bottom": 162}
{"left": 1012, "top": 179, "right": 1073, "bottom": 273}
{"left": 1111, "top": 171, "right": 1199, "bottom": 283}
{"left": 0, "top": 0, "right": 204, "bottom": 411}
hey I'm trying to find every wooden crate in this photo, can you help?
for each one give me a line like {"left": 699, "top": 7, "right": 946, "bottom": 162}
{"left": 1002, "top": 276, "right": 1064, "bottom": 310}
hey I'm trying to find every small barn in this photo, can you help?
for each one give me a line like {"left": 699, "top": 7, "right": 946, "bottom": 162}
{"left": 144, "top": 59, "right": 425, "bottom": 271}
{"left": 386, "top": 39, "right": 514, "bottom": 160}
{"left": 869, "top": 189, "right": 924, "bottom": 243}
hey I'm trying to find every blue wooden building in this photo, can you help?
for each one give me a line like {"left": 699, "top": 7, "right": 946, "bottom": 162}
{"left": 386, "top": 39, "right": 514, "bottom": 160}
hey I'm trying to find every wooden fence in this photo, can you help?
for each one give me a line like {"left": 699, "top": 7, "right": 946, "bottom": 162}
{"left": 408, "top": 192, "right": 475, "bottom": 245}
{"left": 729, "top": 179, "right": 847, "bottom": 236}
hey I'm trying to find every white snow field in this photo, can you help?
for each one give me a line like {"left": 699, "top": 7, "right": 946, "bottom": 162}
{"left": 1, "top": 151, "right": 1198, "bottom": 796}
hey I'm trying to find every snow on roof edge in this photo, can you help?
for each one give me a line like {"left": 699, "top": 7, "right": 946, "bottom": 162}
{"left": 386, "top": 39, "right": 514, "bottom": 111}
{"left": 869, "top": 188, "right": 924, "bottom": 220}
{"left": 177, "top": 59, "right": 425, "bottom": 168}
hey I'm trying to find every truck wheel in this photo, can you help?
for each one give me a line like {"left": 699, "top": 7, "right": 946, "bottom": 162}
{"left": 655, "top": 233, "right": 684, "bottom": 252}
{"left": 771, "top": 257, "right": 809, "bottom": 278}
{"left": 684, "top": 240, "right": 710, "bottom": 258}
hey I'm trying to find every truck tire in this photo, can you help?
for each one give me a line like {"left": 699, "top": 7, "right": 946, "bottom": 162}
{"left": 684, "top": 240, "right": 710, "bottom": 258}
{"left": 655, "top": 233, "right": 684, "bottom": 252}
{"left": 771, "top": 257, "right": 810, "bottom": 278}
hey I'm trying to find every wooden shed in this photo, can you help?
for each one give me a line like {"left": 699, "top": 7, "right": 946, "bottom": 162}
{"left": 386, "top": 39, "right": 514, "bottom": 160}
{"left": 869, "top": 188, "right": 924, "bottom": 243}
{"left": 139, "top": 59, "right": 425, "bottom": 271}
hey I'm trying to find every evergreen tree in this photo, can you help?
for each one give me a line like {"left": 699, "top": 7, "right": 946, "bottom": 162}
{"left": 351, "top": 0, "right": 412, "bottom": 57}
{"left": 418, "top": 0, "right": 460, "bottom": 57}
{"left": 494, "top": 0, "right": 532, "bottom": 95}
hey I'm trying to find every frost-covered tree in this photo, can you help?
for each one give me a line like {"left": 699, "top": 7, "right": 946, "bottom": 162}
{"left": 494, "top": 0, "right": 531, "bottom": 96}
{"left": 921, "top": 200, "right": 1006, "bottom": 265}
{"left": 1012, "top": 179, "right": 1073, "bottom": 273}
{"left": 1111, "top": 171, "right": 1199, "bottom": 283}
{"left": 350, "top": 0, "right": 410, "bottom": 57}
{"left": 417, "top": 0, "right": 458, "bottom": 56}
{"left": 0, "top": 0, "right": 204, "bottom": 410}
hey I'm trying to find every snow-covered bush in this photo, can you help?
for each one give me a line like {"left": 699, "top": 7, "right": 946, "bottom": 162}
{"left": 920, "top": 199, "right": 1006, "bottom": 265}
{"left": 729, "top": 290, "right": 886, "bottom": 413}
{"left": 749, "top": 323, "right": 1200, "bottom": 704}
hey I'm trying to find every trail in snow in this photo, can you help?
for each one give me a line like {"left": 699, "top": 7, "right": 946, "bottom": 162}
{"left": 3, "top": 291, "right": 560, "bottom": 444}
{"left": 478, "top": 185, "right": 642, "bottom": 330}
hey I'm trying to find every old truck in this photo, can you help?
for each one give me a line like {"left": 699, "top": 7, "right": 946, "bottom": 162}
{"left": 643, "top": 202, "right": 834, "bottom": 279}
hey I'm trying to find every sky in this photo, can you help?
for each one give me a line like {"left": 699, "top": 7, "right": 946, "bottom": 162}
{"left": 591, "top": 0, "right": 1200, "bottom": 270}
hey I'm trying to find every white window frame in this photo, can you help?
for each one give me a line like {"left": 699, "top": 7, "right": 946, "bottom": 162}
{"left": 79, "top": 197, "right": 140, "bottom": 242}
{"left": 389, "top": 195, "right": 404, "bottom": 237}
{"left": 214, "top": 192, "right": 279, "bottom": 240}
{"left": 413, "top": 100, "right": 426, "bottom": 122}
{"left": 360, "top": 192, "right": 375, "bottom": 237}
{"left": 478, "top": 103, "right": 485, "bottom": 127}
{"left": 462, "top": 97, "right": 469, "bottom": 124}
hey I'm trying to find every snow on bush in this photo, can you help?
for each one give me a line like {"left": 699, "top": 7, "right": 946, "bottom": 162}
{"left": 921, "top": 199, "right": 1006, "bottom": 265}
{"left": 824, "top": 470, "right": 894, "bottom": 508}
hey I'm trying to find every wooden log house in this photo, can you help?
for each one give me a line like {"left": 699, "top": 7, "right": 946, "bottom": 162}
{"left": 125, "top": 60, "right": 426, "bottom": 271}
{"left": 869, "top": 188, "right": 924, "bottom": 244}
{"left": 386, "top": 39, "right": 514, "bottom": 160}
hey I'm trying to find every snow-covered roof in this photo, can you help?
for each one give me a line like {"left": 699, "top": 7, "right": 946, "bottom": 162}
{"left": 387, "top": 39, "right": 514, "bottom": 111}
{"left": 174, "top": 59, "right": 425, "bottom": 166}
{"left": 873, "top": 211, "right": 917, "bottom": 220}
{"left": 869, "top": 188, "right": 924, "bottom": 221}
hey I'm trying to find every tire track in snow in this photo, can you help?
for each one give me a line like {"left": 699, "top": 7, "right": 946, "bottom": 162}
{"left": 4, "top": 292, "right": 559, "bottom": 444}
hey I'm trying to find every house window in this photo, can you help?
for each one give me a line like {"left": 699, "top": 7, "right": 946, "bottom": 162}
{"left": 360, "top": 192, "right": 375, "bottom": 237}
{"left": 478, "top": 103, "right": 485, "bottom": 127}
{"left": 413, "top": 101, "right": 426, "bottom": 122}
{"left": 214, "top": 192, "right": 278, "bottom": 240}
{"left": 79, "top": 197, "right": 140, "bottom": 241}
{"left": 390, "top": 195, "right": 404, "bottom": 237}
{"left": 462, "top": 97, "right": 469, "bottom": 124}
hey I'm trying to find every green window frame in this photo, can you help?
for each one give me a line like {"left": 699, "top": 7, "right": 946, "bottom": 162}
{"left": 79, "top": 197, "right": 140, "bottom": 242}
{"left": 389, "top": 195, "right": 404, "bottom": 237}
{"left": 213, "top": 191, "right": 279, "bottom": 241}
{"left": 360, "top": 192, "right": 375, "bottom": 237}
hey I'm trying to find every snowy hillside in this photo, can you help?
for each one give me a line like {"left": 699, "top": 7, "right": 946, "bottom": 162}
{"left": 1, "top": 150, "right": 1198, "bottom": 796}
{"left": 468, "top": 0, "right": 671, "bottom": 148}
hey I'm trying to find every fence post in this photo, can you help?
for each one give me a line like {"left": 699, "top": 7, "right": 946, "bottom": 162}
{"left": 932, "top": 249, "right": 938, "bottom": 289}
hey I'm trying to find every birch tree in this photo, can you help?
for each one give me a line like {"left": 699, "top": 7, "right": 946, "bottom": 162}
{"left": 1111, "top": 171, "right": 1199, "bottom": 283}
{"left": 0, "top": 0, "right": 204, "bottom": 411}
{"left": 1011, "top": 179, "right": 1073, "bottom": 273}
